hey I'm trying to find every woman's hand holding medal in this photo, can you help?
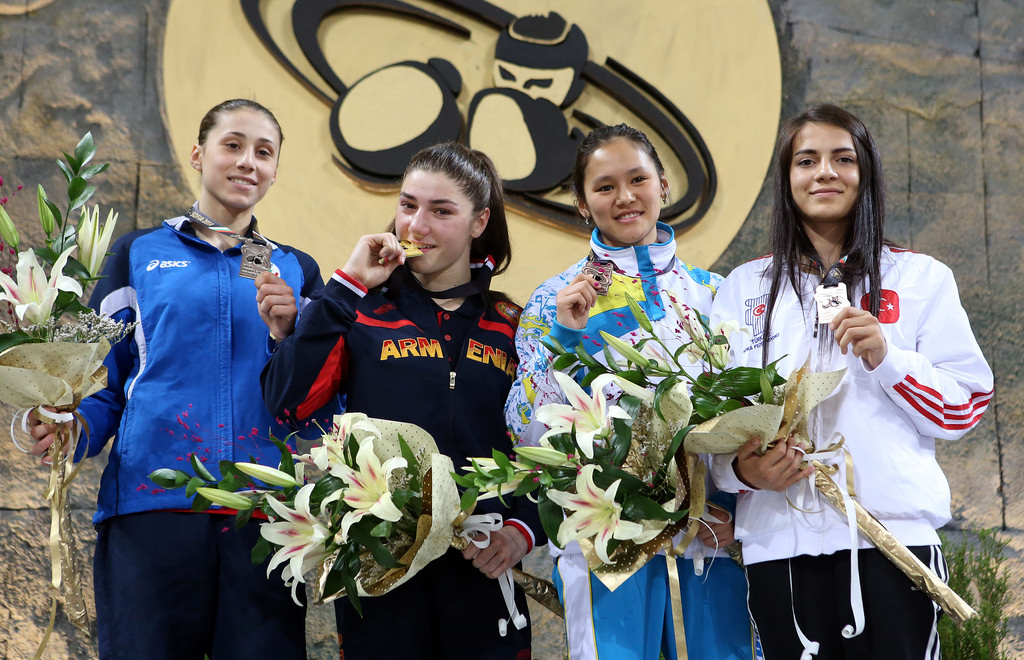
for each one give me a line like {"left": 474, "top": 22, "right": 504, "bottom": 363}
{"left": 830, "top": 306, "right": 888, "bottom": 369}
{"left": 255, "top": 271, "right": 298, "bottom": 341}
{"left": 342, "top": 233, "right": 408, "bottom": 290}
{"left": 556, "top": 272, "right": 603, "bottom": 330}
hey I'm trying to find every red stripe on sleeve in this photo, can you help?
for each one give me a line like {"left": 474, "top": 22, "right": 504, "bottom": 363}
{"left": 296, "top": 335, "right": 348, "bottom": 420}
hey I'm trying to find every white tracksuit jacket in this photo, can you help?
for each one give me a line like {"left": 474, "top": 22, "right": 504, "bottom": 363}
{"left": 710, "top": 247, "right": 993, "bottom": 565}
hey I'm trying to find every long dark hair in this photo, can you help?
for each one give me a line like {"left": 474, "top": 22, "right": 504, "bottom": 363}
{"left": 571, "top": 123, "right": 667, "bottom": 218}
{"left": 761, "top": 104, "right": 887, "bottom": 366}
{"left": 197, "top": 98, "right": 283, "bottom": 147}
{"left": 401, "top": 142, "right": 512, "bottom": 278}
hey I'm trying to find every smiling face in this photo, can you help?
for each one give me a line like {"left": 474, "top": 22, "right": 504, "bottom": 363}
{"left": 577, "top": 137, "right": 668, "bottom": 248}
{"left": 394, "top": 169, "right": 489, "bottom": 291}
{"left": 190, "top": 107, "right": 280, "bottom": 223}
{"left": 789, "top": 122, "right": 860, "bottom": 231}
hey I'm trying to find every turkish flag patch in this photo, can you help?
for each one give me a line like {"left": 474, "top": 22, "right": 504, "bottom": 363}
{"left": 861, "top": 289, "right": 900, "bottom": 323}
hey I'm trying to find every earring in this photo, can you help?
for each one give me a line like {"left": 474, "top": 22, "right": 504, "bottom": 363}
{"left": 661, "top": 193, "right": 668, "bottom": 204}
{"left": 580, "top": 210, "right": 590, "bottom": 225}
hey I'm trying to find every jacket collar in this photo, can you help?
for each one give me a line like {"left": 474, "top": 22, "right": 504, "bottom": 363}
{"left": 589, "top": 223, "right": 676, "bottom": 278}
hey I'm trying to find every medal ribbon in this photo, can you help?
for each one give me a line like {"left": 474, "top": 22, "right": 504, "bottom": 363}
{"left": 184, "top": 206, "right": 268, "bottom": 246}
{"left": 808, "top": 254, "right": 848, "bottom": 288}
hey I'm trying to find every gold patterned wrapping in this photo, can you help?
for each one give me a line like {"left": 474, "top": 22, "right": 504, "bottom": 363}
{"left": 812, "top": 466, "right": 976, "bottom": 624}
{"left": 0, "top": 340, "right": 111, "bottom": 655}
{"left": 683, "top": 360, "right": 977, "bottom": 624}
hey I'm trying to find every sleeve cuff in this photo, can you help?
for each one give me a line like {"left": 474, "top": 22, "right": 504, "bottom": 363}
{"left": 548, "top": 321, "right": 584, "bottom": 353}
{"left": 503, "top": 519, "right": 535, "bottom": 553}
{"left": 710, "top": 453, "right": 750, "bottom": 493}
{"left": 332, "top": 269, "right": 368, "bottom": 296}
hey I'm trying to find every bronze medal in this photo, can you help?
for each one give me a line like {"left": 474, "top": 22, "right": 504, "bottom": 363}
{"left": 582, "top": 254, "right": 615, "bottom": 295}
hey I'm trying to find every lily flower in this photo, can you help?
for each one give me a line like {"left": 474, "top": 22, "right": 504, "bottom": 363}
{"left": 612, "top": 375, "right": 655, "bottom": 403}
{"left": 77, "top": 205, "right": 118, "bottom": 277}
{"left": 333, "top": 438, "right": 407, "bottom": 542}
{"left": 536, "top": 371, "right": 630, "bottom": 459}
{"left": 262, "top": 483, "right": 331, "bottom": 605}
{"left": 705, "top": 320, "right": 749, "bottom": 369}
{"left": 546, "top": 464, "right": 644, "bottom": 563}
{"left": 234, "top": 462, "right": 299, "bottom": 488}
{"left": 0, "top": 246, "right": 82, "bottom": 326}
{"left": 515, "top": 445, "right": 571, "bottom": 466}
{"left": 0, "top": 201, "right": 19, "bottom": 250}
{"left": 195, "top": 487, "right": 255, "bottom": 510}
{"left": 308, "top": 412, "right": 380, "bottom": 476}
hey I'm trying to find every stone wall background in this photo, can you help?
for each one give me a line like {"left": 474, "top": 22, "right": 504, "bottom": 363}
{"left": 0, "top": 1, "right": 1021, "bottom": 658}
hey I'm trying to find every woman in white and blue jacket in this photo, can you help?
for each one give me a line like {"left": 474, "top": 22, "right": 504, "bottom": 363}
{"left": 30, "top": 100, "right": 333, "bottom": 660}
{"left": 506, "top": 124, "right": 758, "bottom": 660}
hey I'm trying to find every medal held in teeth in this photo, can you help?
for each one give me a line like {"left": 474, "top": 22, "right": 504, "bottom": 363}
{"left": 399, "top": 240, "right": 424, "bottom": 258}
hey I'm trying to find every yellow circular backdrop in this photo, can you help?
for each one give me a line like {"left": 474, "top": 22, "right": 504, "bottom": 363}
{"left": 163, "top": 0, "right": 781, "bottom": 302}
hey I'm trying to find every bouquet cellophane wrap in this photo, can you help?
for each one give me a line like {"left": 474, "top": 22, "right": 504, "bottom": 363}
{"left": 0, "top": 339, "right": 111, "bottom": 638}
{"left": 316, "top": 417, "right": 462, "bottom": 601}
{"left": 579, "top": 394, "right": 704, "bottom": 660}
{"left": 685, "top": 361, "right": 977, "bottom": 624}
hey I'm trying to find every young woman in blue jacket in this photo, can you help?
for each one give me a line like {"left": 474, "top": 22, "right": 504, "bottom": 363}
{"left": 30, "top": 99, "right": 329, "bottom": 659}
{"left": 261, "top": 142, "right": 544, "bottom": 660}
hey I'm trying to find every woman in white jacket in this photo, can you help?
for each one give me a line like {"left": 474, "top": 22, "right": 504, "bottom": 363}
{"left": 710, "top": 104, "right": 993, "bottom": 659}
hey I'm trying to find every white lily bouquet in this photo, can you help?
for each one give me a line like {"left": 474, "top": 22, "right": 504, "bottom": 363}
{"left": 0, "top": 134, "right": 127, "bottom": 647}
{"left": 459, "top": 295, "right": 788, "bottom": 593}
{"left": 462, "top": 293, "right": 977, "bottom": 626}
{"left": 152, "top": 412, "right": 559, "bottom": 626}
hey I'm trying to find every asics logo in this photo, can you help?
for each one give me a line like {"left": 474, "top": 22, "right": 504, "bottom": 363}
{"left": 147, "top": 259, "right": 191, "bottom": 271}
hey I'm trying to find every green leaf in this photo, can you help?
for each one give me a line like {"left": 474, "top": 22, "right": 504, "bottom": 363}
{"left": 190, "top": 453, "right": 216, "bottom": 482}
{"left": 609, "top": 416, "right": 633, "bottom": 467}
{"left": 67, "top": 176, "right": 88, "bottom": 205}
{"left": 622, "top": 494, "right": 678, "bottom": 521}
{"left": 56, "top": 159, "right": 74, "bottom": 183}
{"left": 251, "top": 536, "right": 273, "bottom": 565}
{"left": 69, "top": 186, "right": 96, "bottom": 215}
{"left": 234, "top": 503, "right": 255, "bottom": 528}
{"left": 62, "top": 151, "right": 79, "bottom": 173}
{"left": 397, "top": 433, "right": 419, "bottom": 483}
{"left": 538, "top": 495, "right": 564, "bottom": 545}
{"left": 271, "top": 435, "right": 297, "bottom": 480}
{"left": 601, "top": 343, "right": 623, "bottom": 371}
{"left": 191, "top": 492, "right": 212, "bottom": 512}
{"left": 574, "top": 343, "right": 601, "bottom": 369}
{"left": 652, "top": 376, "right": 678, "bottom": 421}
{"left": 552, "top": 352, "right": 578, "bottom": 371}
{"left": 370, "top": 520, "right": 393, "bottom": 537}
{"left": 73, "top": 132, "right": 96, "bottom": 169}
{"left": 148, "top": 468, "right": 191, "bottom": 489}
{"left": 663, "top": 424, "right": 695, "bottom": 471}
{"left": 79, "top": 161, "right": 109, "bottom": 180}
{"left": 709, "top": 367, "right": 766, "bottom": 398}
{"left": 460, "top": 487, "right": 479, "bottom": 512}
{"left": 185, "top": 476, "right": 205, "bottom": 498}
{"left": 310, "top": 475, "right": 346, "bottom": 515}
{"left": 542, "top": 335, "right": 567, "bottom": 356}
{"left": 348, "top": 522, "right": 403, "bottom": 569}
{"left": 61, "top": 255, "right": 91, "bottom": 280}
{"left": 0, "top": 332, "right": 42, "bottom": 353}
{"left": 759, "top": 369, "right": 775, "bottom": 403}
